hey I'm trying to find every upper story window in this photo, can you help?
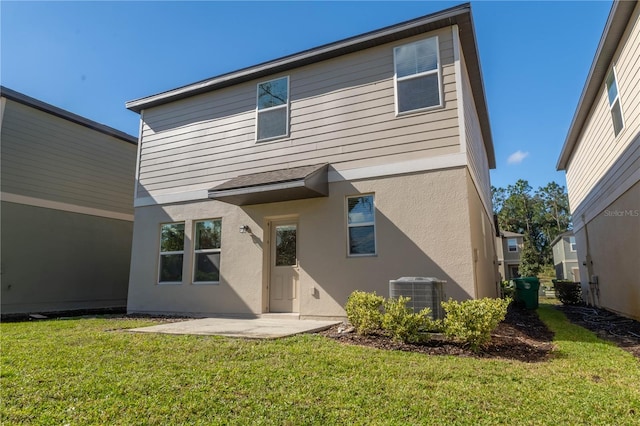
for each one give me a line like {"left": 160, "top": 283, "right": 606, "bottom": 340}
{"left": 507, "top": 238, "right": 518, "bottom": 253}
{"left": 569, "top": 236, "right": 576, "bottom": 252}
{"left": 605, "top": 67, "right": 624, "bottom": 136}
{"left": 347, "top": 194, "right": 376, "bottom": 256}
{"left": 257, "top": 76, "right": 289, "bottom": 141}
{"left": 159, "top": 222, "right": 185, "bottom": 284}
{"left": 394, "top": 37, "right": 442, "bottom": 114}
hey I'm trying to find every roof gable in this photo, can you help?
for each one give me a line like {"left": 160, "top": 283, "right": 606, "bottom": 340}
{"left": 557, "top": 0, "right": 637, "bottom": 170}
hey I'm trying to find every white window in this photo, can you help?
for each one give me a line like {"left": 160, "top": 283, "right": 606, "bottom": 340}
{"left": 569, "top": 236, "right": 577, "bottom": 252}
{"left": 347, "top": 194, "right": 376, "bottom": 256}
{"left": 606, "top": 67, "right": 624, "bottom": 136}
{"left": 394, "top": 37, "right": 442, "bottom": 114}
{"left": 159, "top": 222, "right": 185, "bottom": 284}
{"left": 256, "top": 76, "right": 289, "bottom": 141}
{"left": 507, "top": 238, "right": 518, "bottom": 253}
{"left": 193, "top": 219, "right": 222, "bottom": 283}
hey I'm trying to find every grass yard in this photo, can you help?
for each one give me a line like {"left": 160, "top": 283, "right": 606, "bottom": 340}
{"left": 1, "top": 305, "right": 639, "bottom": 425}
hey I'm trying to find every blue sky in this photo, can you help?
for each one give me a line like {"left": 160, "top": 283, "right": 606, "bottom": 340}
{"left": 1, "top": 1, "right": 612, "bottom": 190}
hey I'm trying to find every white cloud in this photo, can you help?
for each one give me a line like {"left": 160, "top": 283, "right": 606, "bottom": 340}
{"left": 507, "top": 150, "right": 530, "bottom": 165}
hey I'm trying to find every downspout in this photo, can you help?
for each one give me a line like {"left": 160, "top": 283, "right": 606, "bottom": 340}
{"left": 582, "top": 214, "right": 598, "bottom": 306}
{"left": 133, "top": 110, "right": 144, "bottom": 203}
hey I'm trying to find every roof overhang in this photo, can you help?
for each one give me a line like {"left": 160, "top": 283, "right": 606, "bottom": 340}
{"left": 550, "top": 230, "right": 574, "bottom": 248}
{"left": 1, "top": 86, "right": 137, "bottom": 145}
{"left": 208, "top": 164, "right": 329, "bottom": 206}
{"left": 557, "top": 0, "right": 637, "bottom": 170}
{"left": 125, "top": 3, "right": 494, "bottom": 168}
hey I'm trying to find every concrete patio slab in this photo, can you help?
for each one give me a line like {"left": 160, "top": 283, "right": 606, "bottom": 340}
{"left": 128, "top": 317, "right": 341, "bottom": 339}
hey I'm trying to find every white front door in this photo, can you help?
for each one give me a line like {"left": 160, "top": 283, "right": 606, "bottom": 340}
{"left": 269, "top": 221, "right": 299, "bottom": 313}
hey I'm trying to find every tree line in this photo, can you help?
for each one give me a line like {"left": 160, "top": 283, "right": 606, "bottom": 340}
{"left": 491, "top": 180, "right": 571, "bottom": 276}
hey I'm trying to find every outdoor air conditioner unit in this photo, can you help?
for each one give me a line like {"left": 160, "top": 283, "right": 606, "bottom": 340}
{"left": 389, "top": 277, "right": 446, "bottom": 319}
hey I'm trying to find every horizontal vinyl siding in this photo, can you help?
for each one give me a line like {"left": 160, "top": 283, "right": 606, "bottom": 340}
{"left": 1, "top": 99, "right": 136, "bottom": 214}
{"left": 566, "top": 4, "right": 640, "bottom": 211}
{"left": 459, "top": 40, "right": 492, "bottom": 217}
{"left": 137, "top": 28, "right": 459, "bottom": 200}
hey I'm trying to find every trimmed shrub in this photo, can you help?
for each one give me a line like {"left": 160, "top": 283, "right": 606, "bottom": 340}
{"left": 500, "top": 280, "right": 515, "bottom": 299}
{"left": 553, "top": 280, "right": 583, "bottom": 305}
{"left": 442, "top": 298, "right": 511, "bottom": 352}
{"left": 345, "top": 291, "right": 384, "bottom": 335}
{"left": 382, "top": 296, "right": 433, "bottom": 343}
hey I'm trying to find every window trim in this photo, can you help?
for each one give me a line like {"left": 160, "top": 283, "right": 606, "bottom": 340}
{"left": 393, "top": 36, "right": 443, "bottom": 116}
{"left": 346, "top": 194, "right": 377, "bottom": 257}
{"left": 569, "top": 236, "right": 577, "bottom": 253}
{"left": 256, "top": 75, "right": 290, "bottom": 142}
{"left": 606, "top": 66, "right": 624, "bottom": 137}
{"left": 507, "top": 238, "right": 518, "bottom": 253}
{"left": 192, "top": 219, "right": 222, "bottom": 285}
{"left": 158, "top": 222, "right": 185, "bottom": 285}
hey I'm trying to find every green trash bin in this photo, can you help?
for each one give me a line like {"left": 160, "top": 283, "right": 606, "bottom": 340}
{"left": 512, "top": 277, "right": 540, "bottom": 309}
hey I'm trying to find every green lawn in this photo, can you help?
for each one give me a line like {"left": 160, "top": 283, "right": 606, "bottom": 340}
{"left": 1, "top": 305, "right": 639, "bottom": 425}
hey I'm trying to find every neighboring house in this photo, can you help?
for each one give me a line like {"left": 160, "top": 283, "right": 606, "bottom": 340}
{"left": 557, "top": 0, "right": 640, "bottom": 320}
{"left": 496, "top": 231, "right": 524, "bottom": 281}
{"left": 551, "top": 231, "right": 580, "bottom": 282}
{"left": 125, "top": 3, "right": 499, "bottom": 319}
{"left": 0, "top": 87, "right": 137, "bottom": 315}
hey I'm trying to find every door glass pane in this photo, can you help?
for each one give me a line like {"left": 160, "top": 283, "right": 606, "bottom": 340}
{"left": 275, "top": 225, "right": 296, "bottom": 266}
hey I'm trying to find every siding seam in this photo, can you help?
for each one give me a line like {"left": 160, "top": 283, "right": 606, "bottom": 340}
{"left": 1, "top": 192, "right": 134, "bottom": 222}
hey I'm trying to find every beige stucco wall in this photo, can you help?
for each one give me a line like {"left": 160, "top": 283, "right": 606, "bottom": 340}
{"left": 1, "top": 202, "right": 132, "bottom": 314}
{"left": 574, "top": 181, "right": 640, "bottom": 321}
{"left": 127, "top": 167, "right": 490, "bottom": 318}
{"left": 465, "top": 171, "right": 499, "bottom": 298}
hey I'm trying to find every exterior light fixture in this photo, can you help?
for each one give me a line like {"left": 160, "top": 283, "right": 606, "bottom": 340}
{"left": 239, "top": 225, "right": 250, "bottom": 234}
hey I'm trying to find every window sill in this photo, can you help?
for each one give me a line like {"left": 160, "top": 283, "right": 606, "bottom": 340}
{"left": 395, "top": 102, "right": 444, "bottom": 117}
{"left": 192, "top": 281, "right": 220, "bottom": 285}
{"left": 158, "top": 282, "right": 183, "bottom": 285}
{"left": 256, "top": 133, "right": 290, "bottom": 144}
{"left": 347, "top": 253, "right": 378, "bottom": 258}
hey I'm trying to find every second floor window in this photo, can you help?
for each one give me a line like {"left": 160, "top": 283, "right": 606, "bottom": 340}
{"left": 569, "top": 236, "right": 577, "bottom": 252}
{"left": 507, "top": 238, "right": 518, "bottom": 253}
{"left": 394, "top": 37, "right": 441, "bottom": 114}
{"left": 257, "top": 76, "right": 289, "bottom": 141}
{"left": 605, "top": 67, "right": 624, "bottom": 136}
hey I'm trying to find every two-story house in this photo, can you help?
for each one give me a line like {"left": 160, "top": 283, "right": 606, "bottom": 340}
{"left": 1, "top": 87, "right": 137, "bottom": 315}
{"left": 125, "top": 3, "right": 498, "bottom": 319}
{"left": 496, "top": 231, "right": 524, "bottom": 281}
{"left": 557, "top": 0, "right": 639, "bottom": 320}
{"left": 551, "top": 231, "right": 580, "bottom": 282}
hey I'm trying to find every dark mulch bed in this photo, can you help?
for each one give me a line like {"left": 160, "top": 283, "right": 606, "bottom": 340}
{"left": 319, "top": 304, "right": 555, "bottom": 363}
{"left": 555, "top": 304, "right": 640, "bottom": 360}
